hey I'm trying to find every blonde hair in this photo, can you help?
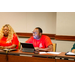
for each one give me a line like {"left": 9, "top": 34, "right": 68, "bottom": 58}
{"left": 0, "top": 24, "right": 17, "bottom": 42}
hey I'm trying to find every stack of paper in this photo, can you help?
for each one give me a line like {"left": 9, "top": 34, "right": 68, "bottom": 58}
{"left": 66, "top": 52, "right": 75, "bottom": 55}
{"left": 39, "top": 52, "right": 47, "bottom": 54}
{"left": 39, "top": 52, "right": 61, "bottom": 54}
{"left": 47, "top": 52, "right": 61, "bottom": 54}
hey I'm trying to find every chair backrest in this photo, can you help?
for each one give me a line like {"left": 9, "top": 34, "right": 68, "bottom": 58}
{"left": 18, "top": 42, "right": 21, "bottom": 49}
{"left": 53, "top": 43, "right": 56, "bottom": 52}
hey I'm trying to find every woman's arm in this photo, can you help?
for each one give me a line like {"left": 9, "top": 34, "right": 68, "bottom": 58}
{"left": 6, "top": 44, "right": 17, "bottom": 49}
{"left": 0, "top": 44, "right": 17, "bottom": 49}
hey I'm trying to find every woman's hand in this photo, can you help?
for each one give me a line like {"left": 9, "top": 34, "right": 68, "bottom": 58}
{"left": 72, "top": 49, "right": 75, "bottom": 53}
{"left": 0, "top": 46, "right": 4, "bottom": 49}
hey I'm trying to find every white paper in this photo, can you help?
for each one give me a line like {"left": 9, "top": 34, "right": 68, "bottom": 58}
{"left": 39, "top": 52, "right": 47, "bottom": 54}
{"left": 66, "top": 52, "right": 75, "bottom": 55}
{"left": 39, "top": 52, "right": 61, "bottom": 54}
{"left": 47, "top": 52, "right": 61, "bottom": 54}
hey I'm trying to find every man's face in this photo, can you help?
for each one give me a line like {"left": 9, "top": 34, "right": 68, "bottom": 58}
{"left": 33, "top": 29, "right": 41, "bottom": 40}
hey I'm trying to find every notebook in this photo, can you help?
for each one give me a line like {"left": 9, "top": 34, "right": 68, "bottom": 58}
{"left": 21, "top": 43, "right": 35, "bottom": 53}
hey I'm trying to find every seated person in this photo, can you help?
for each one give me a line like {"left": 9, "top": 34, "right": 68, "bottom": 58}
{"left": 71, "top": 43, "right": 75, "bottom": 53}
{"left": 26, "top": 27, "right": 53, "bottom": 52}
{"left": 0, "top": 24, "right": 19, "bottom": 49}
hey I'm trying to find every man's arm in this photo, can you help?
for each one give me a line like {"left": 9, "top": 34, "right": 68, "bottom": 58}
{"left": 35, "top": 44, "right": 53, "bottom": 52}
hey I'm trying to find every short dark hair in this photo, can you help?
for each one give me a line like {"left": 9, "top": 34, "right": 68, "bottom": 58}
{"left": 35, "top": 27, "right": 43, "bottom": 33}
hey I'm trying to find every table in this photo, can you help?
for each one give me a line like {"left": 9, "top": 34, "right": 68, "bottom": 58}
{"left": 0, "top": 50, "right": 56, "bottom": 62}
{"left": 0, "top": 50, "right": 75, "bottom": 62}
{"left": 56, "top": 52, "right": 75, "bottom": 62}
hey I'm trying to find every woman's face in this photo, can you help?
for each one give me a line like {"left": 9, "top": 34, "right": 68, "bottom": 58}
{"left": 3, "top": 26, "right": 9, "bottom": 36}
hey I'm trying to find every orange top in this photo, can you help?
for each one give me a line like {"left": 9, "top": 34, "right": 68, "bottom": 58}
{"left": 26, "top": 35, "right": 53, "bottom": 48}
{"left": 0, "top": 34, "right": 19, "bottom": 49}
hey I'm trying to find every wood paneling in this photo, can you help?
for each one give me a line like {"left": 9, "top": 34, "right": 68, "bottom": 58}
{"left": 16, "top": 33, "right": 55, "bottom": 39}
{"left": 55, "top": 35, "right": 75, "bottom": 41}
{"left": 0, "top": 54, "right": 7, "bottom": 62}
{"left": 16, "top": 33, "right": 33, "bottom": 38}
{"left": 8, "top": 55, "right": 55, "bottom": 62}
{"left": 55, "top": 59, "right": 75, "bottom": 62}
{"left": 16, "top": 32, "right": 75, "bottom": 41}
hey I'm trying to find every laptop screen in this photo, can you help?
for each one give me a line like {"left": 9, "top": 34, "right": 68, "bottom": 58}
{"left": 21, "top": 43, "right": 35, "bottom": 53}
{"left": 21, "top": 43, "right": 34, "bottom": 48}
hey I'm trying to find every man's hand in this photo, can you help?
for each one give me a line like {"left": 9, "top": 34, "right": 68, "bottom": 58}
{"left": 34, "top": 47, "right": 40, "bottom": 54}
{"left": 34, "top": 47, "right": 39, "bottom": 51}
{"left": 35, "top": 47, "right": 39, "bottom": 50}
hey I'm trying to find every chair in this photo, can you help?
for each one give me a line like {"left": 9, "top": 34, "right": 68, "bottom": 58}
{"left": 53, "top": 43, "right": 56, "bottom": 52}
{"left": 18, "top": 42, "right": 21, "bottom": 49}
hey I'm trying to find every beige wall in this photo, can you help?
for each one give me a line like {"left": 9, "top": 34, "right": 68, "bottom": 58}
{"left": 26, "top": 12, "right": 56, "bottom": 34}
{"left": 56, "top": 12, "right": 75, "bottom": 52}
{"left": 56, "top": 40, "right": 75, "bottom": 52}
{"left": 0, "top": 12, "right": 56, "bottom": 34}
{"left": 0, "top": 12, "right": 27, "bottom": 32}
{"left": 56, "top": 12, "right": 75, "bottom": 36}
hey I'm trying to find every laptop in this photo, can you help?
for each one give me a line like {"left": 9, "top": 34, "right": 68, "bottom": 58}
{"left": 21, "top": 43, "right": 35, "bottom": 53}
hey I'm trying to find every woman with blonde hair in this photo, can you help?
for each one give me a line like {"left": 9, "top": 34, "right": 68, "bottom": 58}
{"left": 0, "top": 24, "right": 19, "bottom": 49}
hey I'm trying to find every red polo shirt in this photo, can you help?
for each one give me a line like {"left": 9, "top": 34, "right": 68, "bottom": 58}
{"left": 26, "top": 35, "right": 53, "bottom": 48}
{"left": 0, "top": 34, "right": 19, "bottom": 49}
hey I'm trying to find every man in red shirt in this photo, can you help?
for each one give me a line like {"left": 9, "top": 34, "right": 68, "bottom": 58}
{"left": 26, "top": 27, "right": 53, "bottom": 52}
